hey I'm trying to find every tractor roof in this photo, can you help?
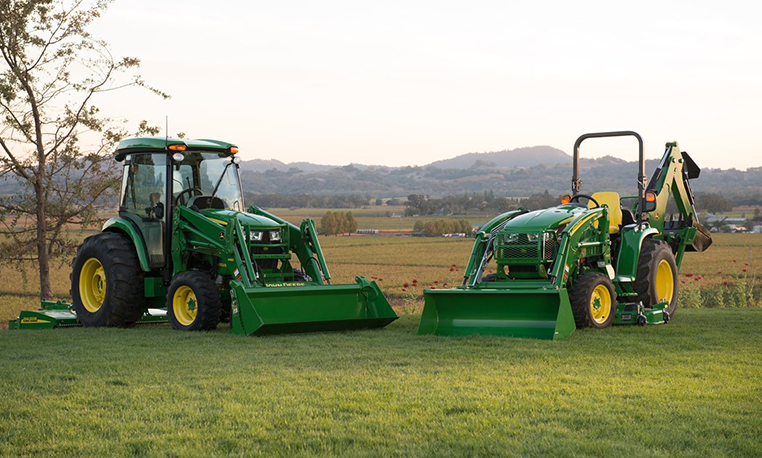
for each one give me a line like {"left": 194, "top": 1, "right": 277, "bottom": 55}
{"left": 115, "top": 137, "right": 237, "bottom": 154}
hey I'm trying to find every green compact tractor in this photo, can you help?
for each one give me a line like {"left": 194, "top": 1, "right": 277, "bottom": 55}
{"left": 11, "top": 138, "right": 397, "bottom": 334}
{"left": 418, "top": 131, "right": 712, "bottom": 340}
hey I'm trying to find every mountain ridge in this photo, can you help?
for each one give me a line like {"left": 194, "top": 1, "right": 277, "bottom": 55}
{"left": 239, "top": 145, "right": 572, "bottom": 172}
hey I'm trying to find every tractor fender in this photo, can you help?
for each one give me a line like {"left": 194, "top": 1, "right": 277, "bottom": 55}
{"left": 102, "top": 217, "right": 151, "bottom": 272}
{"left": 614, "top": 225, "right": 660, "bottom": 282}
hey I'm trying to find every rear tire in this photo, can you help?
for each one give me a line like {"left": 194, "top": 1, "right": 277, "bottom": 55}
{"left": 70, "top": 233, "right": 145, "bottom": 327}
{"left": 569, "top": 272, "right": 617, "bottom": 329}
{"left": 633, "top": 239, "right": 679, "bottom": 317}
{"left": 167, "top": 271, "right": 221, "bottom": 331}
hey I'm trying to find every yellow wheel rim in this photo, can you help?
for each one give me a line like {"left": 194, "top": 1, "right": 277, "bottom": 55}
{"left": 173, "top": 286, "right": 198, "bottom": 326}
{"left": 590, "top": 284, "right": 612, "bottom": 324}
{"left": 79, "top": 258, "right": 107, "bottom": 313}
{"left": 655, "top": 259, "right": 674, "bottom": 304}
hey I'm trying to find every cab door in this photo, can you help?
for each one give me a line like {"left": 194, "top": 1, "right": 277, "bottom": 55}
{"left": 119, "top": 153, "right": 168, "bottom": 268}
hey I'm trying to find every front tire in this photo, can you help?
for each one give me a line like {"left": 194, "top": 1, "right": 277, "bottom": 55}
{"left": 570, "top": 272, "right": 617, "bottom": 329}
{"left": 167, "top": 271, "right": 221, "bottom": 331}
{"left": 71, "top": 233, "right": 145, "bottom": 327}
{"left": 633, "top": 239, "right": 679, "bottom": 317}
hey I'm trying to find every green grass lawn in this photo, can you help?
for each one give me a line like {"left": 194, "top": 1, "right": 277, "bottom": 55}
{"left": 1, "top": 309, "right": 761, "bottom": 458}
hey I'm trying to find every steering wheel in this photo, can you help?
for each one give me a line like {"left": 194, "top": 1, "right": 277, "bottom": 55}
{"left": 569, "top": 194, "right": 600, "bottom": 208}
{"left": 175, "top": 187, "right": 203, "bottom": 206}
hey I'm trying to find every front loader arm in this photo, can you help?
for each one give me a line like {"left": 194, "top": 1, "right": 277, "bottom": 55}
{"left": 463, "top": 209, "right": 526, "bottom": 286}
{"left": 549, "top": 207, "right": 609, "bottom": 288}
{"left": 172, "top": 207, "right": 260, "bottom": 286}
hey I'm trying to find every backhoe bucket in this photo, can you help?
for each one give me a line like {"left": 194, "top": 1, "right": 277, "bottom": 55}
{"left": 417, "top": 286, "right": 576, "bottom": 340}
{"left": 687, "top": 222, "right": 712, "bottom": 252}
{"left": 230, "top": 277, "right": 397, "bottom": 336}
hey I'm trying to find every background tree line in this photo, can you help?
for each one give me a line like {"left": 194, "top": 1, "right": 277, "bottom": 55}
{"left": 319, "top": 211, "right": 358, "bottom": 235}
{"left": 246, "top": 193, "right": 374, "bottom": 209}
{"left": 413, "top": 219, "right": 473, "bottom": 237}
{"left": 404, "top": 191, "right": 561, "bottom": 216}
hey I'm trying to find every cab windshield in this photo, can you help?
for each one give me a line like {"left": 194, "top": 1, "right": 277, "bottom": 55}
{"left": 173, "top": 151, "right": 244, "bottom": 211}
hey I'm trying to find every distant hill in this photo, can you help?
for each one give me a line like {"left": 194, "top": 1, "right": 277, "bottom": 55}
{"left": 238, "top": 159, "right": 334, "bottom": 173}
{"left": 428, "top": 146, "right": 570, "bottom": 169}
{"left": 2, "top": 146, "right": 760, "bottom": 205}
{"left": 239, "top": 157, "right": 762, "bottom": 202}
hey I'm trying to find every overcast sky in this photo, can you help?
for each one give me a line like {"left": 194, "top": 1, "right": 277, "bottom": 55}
{"left": 91, "top": 0, "right": 762, "bottom": 170}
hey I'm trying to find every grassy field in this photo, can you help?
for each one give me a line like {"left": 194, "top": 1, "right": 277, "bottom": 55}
{"left": 1, "top": 310, "right": 761, "bottom": 457}
{"left": 1, "top": 219, "right": 760, "bottom": 457}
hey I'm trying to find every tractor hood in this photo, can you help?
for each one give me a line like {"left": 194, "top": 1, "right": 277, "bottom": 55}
{"left": 501, "top": 205, "right": 586, "bottom": 233}
{"left": 200, "top": 209, "right": 281, "bottom": 228}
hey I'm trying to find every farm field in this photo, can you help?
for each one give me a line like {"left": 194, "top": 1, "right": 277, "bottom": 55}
{"left": 1, "top": 310, "right": 761, "bottom": 457}
{"left": 262, "top": 206, "right": 492, "bottom": 231}
{"left": 1, "top": 233, "right": 760, "bottom": 324}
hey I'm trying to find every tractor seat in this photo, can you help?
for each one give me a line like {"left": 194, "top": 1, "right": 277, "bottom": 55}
{"left": 187, "top": 195, "right": 226, "bottom": 210}
{"left": 621, "top": 208, "right": 636, "bottom": 226}
{"left": 588, "top": 192, "right": 623, "bottom": 233}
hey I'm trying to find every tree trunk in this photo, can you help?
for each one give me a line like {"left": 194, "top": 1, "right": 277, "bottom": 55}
{"left": 36, "top": 178, "right": 52, "bottom": 301}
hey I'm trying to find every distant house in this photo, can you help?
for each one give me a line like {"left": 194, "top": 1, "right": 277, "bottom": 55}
{"left": 703, "top": 213, "right": 727, "bottom": 224}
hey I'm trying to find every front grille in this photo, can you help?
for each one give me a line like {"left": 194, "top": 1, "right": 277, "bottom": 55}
{"left": 543, "top": 235, "right": 557, "bottom": 260}
{"left": 495, "top": 232, "right": 557, "bottom": 261}
{"left": 497, "top": 244, "right": 538, "bottom": 259}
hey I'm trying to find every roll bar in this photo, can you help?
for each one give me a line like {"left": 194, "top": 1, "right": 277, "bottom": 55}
{"left": 572, "top": 131, "right": 646, "bottom": 224}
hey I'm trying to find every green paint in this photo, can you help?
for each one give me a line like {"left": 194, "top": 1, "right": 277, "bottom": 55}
{"left": 9, "top": 301, "right": 168, "bottom": 329}
{"left": 102, "top": 217, "right": 151, "bottom": 271}
{"left": 229, "top": 277, "right": 396, "bottom": 336}
{"left": 116, "top": 137, "right": 236, "bottom": 153}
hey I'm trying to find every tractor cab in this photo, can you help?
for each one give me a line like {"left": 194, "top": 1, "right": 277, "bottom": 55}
{"left": 115, "top": 138, "right": 243, "bottom": 268}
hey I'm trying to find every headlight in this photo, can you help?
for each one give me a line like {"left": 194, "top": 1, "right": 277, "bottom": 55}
{"left": 250, "top": 231, "right": 263, "bottom": 242}
{"left": 269, "top": 230, "right": 281, "bottom": 242}
{"left": 504, "top": 233, "right": 520, "bottom": 243}
{"left": 525, "top": 233, "right": 539, "bottom": 243}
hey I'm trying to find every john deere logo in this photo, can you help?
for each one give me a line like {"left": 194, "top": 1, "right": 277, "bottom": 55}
{"left": 218, "top": 231, "right": 225, "bottom": 241}
{"left": 521, "top": 248, "right": 527, "bottom": 253}
{"left": 21, "top": 317, "right": 49, "bottom": 324}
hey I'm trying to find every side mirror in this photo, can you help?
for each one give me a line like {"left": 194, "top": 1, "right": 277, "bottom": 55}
{"left": 643, "top": 191, "right": 657, "bottom": 212}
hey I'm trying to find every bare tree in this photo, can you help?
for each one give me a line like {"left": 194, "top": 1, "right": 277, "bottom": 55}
{"left": 0, "top": 0, "right": 167, "bottom": 300}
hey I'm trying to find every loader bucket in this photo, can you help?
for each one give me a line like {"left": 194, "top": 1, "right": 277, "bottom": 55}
{"left": 417, "top": 286, "right": 576, "bottom": 340}
{"left": 229, "top": 276, "right": 398, "bottom": 336}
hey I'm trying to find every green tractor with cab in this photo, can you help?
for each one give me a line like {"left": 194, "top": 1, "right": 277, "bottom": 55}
{"left": 418, "top": 131, "right": 712, "bottom": 340}
{"left": 12, "top": 137, "right": 397, "bottom": 334}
